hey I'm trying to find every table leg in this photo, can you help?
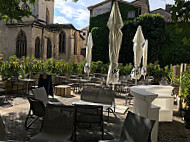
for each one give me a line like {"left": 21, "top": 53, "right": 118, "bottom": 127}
{"left": 26, "top": 82, "right": 29, "bottom": 95}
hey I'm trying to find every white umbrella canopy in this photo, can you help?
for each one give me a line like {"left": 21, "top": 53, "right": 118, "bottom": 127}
{"left": 106, "top": 2, "right": 124, "bottom": 85}
{"left": 131, "top": 25, "right": 145, "bottom": 80}
{"left": 84, "top": 33, "right": 93, "bottom": 76}
{"left": 142, "top": 39, "right": 148, "bottom": 79}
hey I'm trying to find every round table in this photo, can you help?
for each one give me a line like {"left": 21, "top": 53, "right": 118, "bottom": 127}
{"left": 19, "top": 78, "right": 36, "bottom": 95}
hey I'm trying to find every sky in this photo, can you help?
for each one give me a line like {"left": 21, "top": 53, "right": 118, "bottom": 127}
{"left": 54, "top": 0, "right": 174, "bottom": 30}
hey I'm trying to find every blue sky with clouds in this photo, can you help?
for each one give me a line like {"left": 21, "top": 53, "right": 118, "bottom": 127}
{"left": 54, "top": 0, "right": 174, "bottom": 30}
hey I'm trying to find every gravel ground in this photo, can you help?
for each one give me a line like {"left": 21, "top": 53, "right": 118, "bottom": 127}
{"left": 0, "top": 91, "right": 190, "bottom": 142}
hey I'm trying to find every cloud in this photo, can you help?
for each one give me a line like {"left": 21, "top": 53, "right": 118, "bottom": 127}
{"left": 55, "top": 0, "right": 91, "bottom": 29}
{"left": 54, "top": 16, "right": 70, "bottom": 24}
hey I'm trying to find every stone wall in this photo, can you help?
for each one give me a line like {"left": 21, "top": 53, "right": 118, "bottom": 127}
{"left": 91, "top": 1, "right": 112, "bottom": 17}
{"left": 132, "top": 0, "right": 150, "bottom": 14}
{"left": 0, "top": 24, "right": 33, "bottom": 60}
{"left": 0, "top": 21, "right": 9, "bottom": 59}
{"left": 38, "top": 0, "right": 54, "bottom": 24}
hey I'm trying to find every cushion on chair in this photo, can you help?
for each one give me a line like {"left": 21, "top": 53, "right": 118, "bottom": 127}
{"left": 33, "top": 87, "right": 49, "bottom": 106}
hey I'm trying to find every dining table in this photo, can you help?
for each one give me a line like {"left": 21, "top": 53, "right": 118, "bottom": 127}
{"left": 19, "top": 78, "right": 36, "bottom": 95}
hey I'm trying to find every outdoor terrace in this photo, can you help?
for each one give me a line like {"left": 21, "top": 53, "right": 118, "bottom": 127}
{"left": 0, "top": 89, "right": 190, "bottom": 142}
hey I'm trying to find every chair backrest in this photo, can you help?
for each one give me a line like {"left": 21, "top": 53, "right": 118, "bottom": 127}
{"left": 28, "top": 97, "right": 46, "bottom": 117}
{"left": 74, "top": 104, "right": 103, "bottom": 124}
{"left": 42, "top": 104, "right": 74, "bottom": 133}
{"left": 120, "top": 111, "right": 155, "bottom": 142}
{"left": 81, "top": 88, "right": 115, "bottom": 105}
{"left": 97, "top": 88, "right": 115, "bottom": 105}
{"left": 0, "top": 114, "right": 6, "bottom": 141}
{"left": 81, "top": 88, "right": 99, "bottom": 102}
{"left": 33, "top": 87, "right": 49, "bottom": 106}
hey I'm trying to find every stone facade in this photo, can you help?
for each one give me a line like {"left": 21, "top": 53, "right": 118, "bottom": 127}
{"left": 88, "top": 0, "right": 172, "bottom": 22}
{"left": 0, "top": 0, "right": 85, "bottom": 62}
{"left": 88, "top": 0, "right": 149, "bottom": 18}
{"left": 131, "top": 0, "right": 150, "bottom": 14}
{"left": 90, "top": 1, "right": 112, "bottom": 17}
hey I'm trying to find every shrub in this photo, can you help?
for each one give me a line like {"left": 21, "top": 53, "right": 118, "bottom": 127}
{"left": 181, "top": 66, "right": 190, "bottom": 107}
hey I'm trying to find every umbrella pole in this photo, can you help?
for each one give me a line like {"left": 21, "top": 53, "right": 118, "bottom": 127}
{"left": 112, "top": 84, "right": 115, "bottom": 90}
{"left": 135, "top": 68, "right": 137, "bottom": 85}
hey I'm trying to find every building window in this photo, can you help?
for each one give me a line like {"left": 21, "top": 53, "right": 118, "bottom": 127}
{"left": 47, "top": 38, "right": 52, "bottom": 58}
{"left": 46, "top": 8, "right": 50, "bottom": 24}
{"left": 74, "top": 32, "right": 77, "bottom": 55}
{"left": 59, "top": 32, "right": 66, "bottom": 53}
{"left": 35, "top": 37, "right": 40, "bottom": 58}
{"left": 16, "top": 30, "right": 27, "bottom": 58}
{"left": 128, "top": 11, "right": 136, "bottom": 18}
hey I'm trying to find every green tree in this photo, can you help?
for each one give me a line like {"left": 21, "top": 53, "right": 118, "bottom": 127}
{"left": 171, "top": 0, "right": 190, "bottom": 45}
{"left": 0, "top": 0, "right": 78, "bottom": 22}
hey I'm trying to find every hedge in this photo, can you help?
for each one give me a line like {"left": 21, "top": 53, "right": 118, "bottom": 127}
{"left": 0, "top": 56, "right": 172, "bottom": 81}
{"left": 91, "top": 13, "right": 168, "bottom": 64}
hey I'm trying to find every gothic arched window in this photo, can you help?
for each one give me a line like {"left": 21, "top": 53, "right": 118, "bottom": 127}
{"left": 47, "top": 38, "right": 52, "bottom": 58}
{"left": 16, "top": 30, "right": 27, "bottom": 58}
{"left": 59, "top": 31, "right": 66, "bottom": 53}
{"left": 74, "top": 32, "right": 77, "bottom": 55}
{"left": 46, "top": 8, "right": 50, "bottom": 24}
{"left": 35, "top": 37, "right": 40, "bottom": 59}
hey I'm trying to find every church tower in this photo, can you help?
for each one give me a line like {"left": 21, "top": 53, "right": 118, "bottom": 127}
{"left": 20, "top": 0, "right": 54, "bottom": 24}
{"left": 37, "top": 0, "right": 54, "bottom": 24}
{"left": 131, "top": 0, "right": 150, "bottom": 14}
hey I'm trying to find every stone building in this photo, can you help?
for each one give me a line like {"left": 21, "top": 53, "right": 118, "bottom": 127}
{"left": 88, "top": 0, "right": 172, "bottom": 22}
{"left": 88, "top": 0, "right": 150, "bottom": 18}
{"left": 0, "top": 0, "right": 85, "bottom": 62}
{"left": 150, "top": 4, "right": 172, "bottom": 22}
{"left": 131, "top": 0, "right": 150, "bottom": 14}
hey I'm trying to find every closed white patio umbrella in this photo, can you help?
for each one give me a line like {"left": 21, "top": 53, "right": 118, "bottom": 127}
{"left": 142, "top": 39, "right": 148, "bottom": 80}
{"left": 106, "top": 2, "right": 124, "bottom": 85}
{"left": 131, "top": 25, "right": 145, "bottom": 84}
{"left": 84, "top": 33, "right": 93, "bottom": 77}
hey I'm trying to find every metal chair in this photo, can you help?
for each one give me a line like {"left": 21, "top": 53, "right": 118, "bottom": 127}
{"left": 0, "top": 113, "right": 6, "bottom": 141}
{"left": 30, "top": 104, "right": 74, "bottom": 142}
{"left": 73, "top": 104, "right": 104, "bottom": 141}
{"left": 99, "top": 111, "right": 155, "bottom": 142}
{"left": 25, "top": 97, "right": 45, "bottom": 129}
{"left": 33, "top": 87, "right": 63, "bottom": 106}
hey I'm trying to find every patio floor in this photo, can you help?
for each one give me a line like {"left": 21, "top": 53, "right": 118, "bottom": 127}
{"left": 0, "top": 91, "right": 190, "bottom": 142}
